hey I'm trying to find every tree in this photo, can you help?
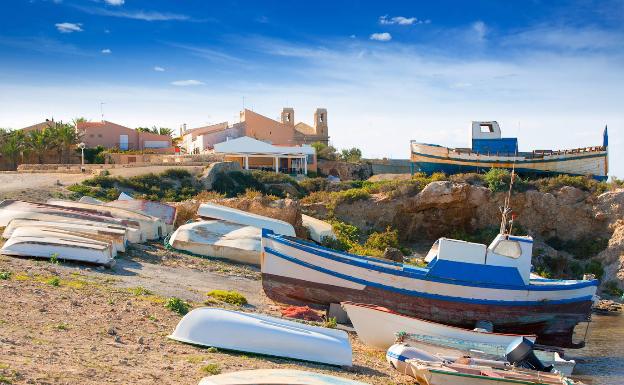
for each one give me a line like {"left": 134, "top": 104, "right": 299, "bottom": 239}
{"left": 136, "top": 126, "right": 174, "bottom": 136}
{"left": 340, "top": 147, "right": 362, "bottom": 163}
{"left": 51, "top": 122, "right": 82, "bottom": 164}
{"left": 135, "top": 126, "right": 152, "bottom": 133}
{"left": 27, "top": 129, "right": 53, "bottom": 163}
{"left": 311, "top": 141, "right": 338, "bottom": 160}
{"left": 1, "top": 130, "right": 26, "bottom": 170}
{"left": 72, "top": 117, "right": 88, "bottom": 128}
{"left": 156, "top": 127, "right": 173, "bottom": 136}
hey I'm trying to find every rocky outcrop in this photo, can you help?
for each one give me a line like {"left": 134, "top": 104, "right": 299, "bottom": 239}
{"left": 200, "top": 161, "right": 242, "bottom": 189}
{"left": 317, "top": 160, "right": 372, "bottom": 181}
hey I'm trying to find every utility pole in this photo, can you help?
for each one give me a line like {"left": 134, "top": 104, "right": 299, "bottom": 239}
{"left": 100, "top": 102, "right": 106, "bottom": 122}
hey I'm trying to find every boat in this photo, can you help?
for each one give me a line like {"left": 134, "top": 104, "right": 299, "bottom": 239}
{"left": 47, "top": 199, "right": 164, "bottom": 240}
{"left": 0, "top": 200, "right": 144, "bottom": 243}
{"left": 198, "top": 202, "right": 296, "bottom": 236}
{"left": 169, "top": 308, "right": 352, "bottom": 366}
{"left": 3, "top": 218, "right": 127, "bottom": 253}
{"left": 386, "top": 344, "right": 581, "bottom": 385}
{"left": 105, "top": 199, "right": 177, "bottom": 235}
{"left": 342, "top": 302, "right": 536, "bottom": 350}
{"left": 411, "top": 121, "right": 608, "bottom": 181}
{"left": 302, "top": 214, "right": 336, "bottom": 243}
{"left": 1, "top": 229, "right": 115, "bottom": 266}
{"left": 167, "top": 220, "right": 261, "bottom": 265}
{"left": 198, "top": 369, "right": 369, "bottom": 385}
{"left": 260, "top": 229, "right": 598, "bottom": 348}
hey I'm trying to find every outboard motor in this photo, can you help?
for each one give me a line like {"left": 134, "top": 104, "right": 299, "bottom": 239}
{"left": 505, "top": 337, "right": 554, "bottom": 372}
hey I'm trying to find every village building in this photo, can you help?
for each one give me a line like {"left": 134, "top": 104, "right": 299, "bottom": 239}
{"left": 179, "top": 107, "right": 329, "bottom": 154}
{"left": 213, "top": 136, "right": 316, "bottom": 174}
{"left": 77, "top": 120, "right": 173, "bottom": 151}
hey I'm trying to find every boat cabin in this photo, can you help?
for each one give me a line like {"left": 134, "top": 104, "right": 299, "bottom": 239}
{"left": 471, "top": 121, "right": 518, "bottom": 155}
{"left": 424, "top": 234, "right": 533, "bottom": 287}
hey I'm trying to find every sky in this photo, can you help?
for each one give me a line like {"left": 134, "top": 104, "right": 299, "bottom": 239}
{"left": 0, "top": 0, "right": 622, "bottom": 177}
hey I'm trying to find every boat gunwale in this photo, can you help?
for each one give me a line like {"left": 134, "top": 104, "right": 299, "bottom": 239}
{"left": 264, "top": 234, "right": 598, "bottom": 292}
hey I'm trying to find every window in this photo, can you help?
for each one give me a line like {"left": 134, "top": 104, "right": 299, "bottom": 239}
{"left": 480, "top": 124, "right": 494, "bottom": 133}
{"left": 493, "top": 240, "right": 522, "bottom": 259}
{"left": 306, "top": 154, "right": 314, "bottom": 164}
{"left": 97, "top": 134, "right": 103, "bottom": 138}
{"left": 89, "top": 134, "right": 94, "bottom": 138}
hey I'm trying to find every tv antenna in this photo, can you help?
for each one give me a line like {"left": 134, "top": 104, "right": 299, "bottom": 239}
{"left": 100, "top": 102, "right": 106, "bottom": 122}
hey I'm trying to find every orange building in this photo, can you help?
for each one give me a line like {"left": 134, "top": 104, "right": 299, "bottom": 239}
{"left": 77, "top": 121, "right": 172, "bottom": 151}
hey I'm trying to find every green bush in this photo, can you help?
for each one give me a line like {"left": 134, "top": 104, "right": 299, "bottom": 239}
{"left": 364, "top": 227, "right": 399, "bottom": 251}
{"left": 0, "top": 271, "right": 11, "bottom": 280}
{"left": 484, "top": 168, "right": 510, "bottom": 192}
{"left": 584, "top": 259, "right": 604, "bottom": 280}
{"left": 534, "top": 175, "right": 608, "bottom": 195}
{"left": 200, "top": 363, "right": 221, "bottom": 375}
{"left": 545, "top": 237, "right": 608, "bottom": 259}
{"left": 206, "top": 290, "right": 248, "bottom": 306}
{"left": 165, "top": 297, "right": 190, "bottom": 315}
{"left": 81, "top": 145, "right": 106, "bottom": 164}
{"left": 604, "top": 281, "right": 624, "bottom": 297}
{"left": 47, "top": 277, "right": 60, "bottom": 286}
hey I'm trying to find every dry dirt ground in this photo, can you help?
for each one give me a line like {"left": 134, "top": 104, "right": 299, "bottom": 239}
{"left": 0, "top": 244, "right": 413, "bottom": 385}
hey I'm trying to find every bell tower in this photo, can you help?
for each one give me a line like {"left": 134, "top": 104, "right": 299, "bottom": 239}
{"left": 281, "top": 108, "right": 295, "bottom": 126}
{"left": 314, "top": 108, "right": 328, "bottom": 137}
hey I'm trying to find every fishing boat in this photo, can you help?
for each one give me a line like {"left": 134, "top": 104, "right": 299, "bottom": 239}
{"left": 105, "top": 199, "right": 177, "bottom": 234}
{"left": 198, "top": 369, "right": 369, "bottom": 385}
{"left": 168, "top": 220, "right": 261, "bottom": 265}
{"left": 198, "top": 202, "right": 296, "bottom": 236}
{"left": 411, "top": 121, "right": 608, "bottom": 181}
{"left": 1, "top": 229, "right": 115, "bottom": 266}
{"left": 169, "top": 308, "right": 352, "bottom": 366}
{"left": 0, "top": 200, "right": 144, "bottom": 243}
{"left": 342, "top": 302, "right": 536, "bottom": 350}
{"left": 47, "top": 199, "right": 164, "bottom": 240}
{"left": 386, "top": 344, "right": 581, "bottom": 385}
{"left": 3, "top": 218, "right": 127, "bottom": 253}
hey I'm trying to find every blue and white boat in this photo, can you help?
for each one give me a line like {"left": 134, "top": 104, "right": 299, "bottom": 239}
{"left": 411, "top": 121, "right": 608, "bottom": 181}
{"left": 261, "top": 221, "right": 598, "bottom": 348}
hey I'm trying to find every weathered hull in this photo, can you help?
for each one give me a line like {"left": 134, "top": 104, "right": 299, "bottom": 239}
{"left": 411, "top": 142, "right": 608, "bottom": 181}
{"left": 262, "top": 273, "right": 590, "bottom": 348}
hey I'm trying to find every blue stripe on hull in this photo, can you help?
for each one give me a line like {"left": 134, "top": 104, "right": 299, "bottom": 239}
{"left": 412, "top": 161, "right": 608, "bottom": 181}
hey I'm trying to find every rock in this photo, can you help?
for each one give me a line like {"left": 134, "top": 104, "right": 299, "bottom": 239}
{"left": 382, "top": 247, "right": 404, "bottom": 262}
{"left": 317, "top": 160, "right": 373, "bottom": 181}
{"left": 107, "top": 327, "right": 116, "bottom": 336}
{"left": 200, "top": 161, "right": 242, "bottom": 190}
{"left": 114, "top": 335, "right": 121, "bottom": 343}
{"left": 137, "top": 336, "right": 144, "bottom": 345}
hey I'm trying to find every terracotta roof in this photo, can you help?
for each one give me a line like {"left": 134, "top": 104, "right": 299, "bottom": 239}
{"left": 20, "top": 121, "right": 56, "bottom": 132}
{"left": 185, "top": 122, "right": 229, "bottom": 137}
{"left": 294, "top": 122, "right": 316, "bottom": 135}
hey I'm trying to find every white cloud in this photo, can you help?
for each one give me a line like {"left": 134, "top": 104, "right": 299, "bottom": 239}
{"left": 104, "top": 0, "right": 125, "bottom": 5}
{"left": 101, "top": 48, "right": 112, "bottom": 54}
{"left": 370, "top": 32, "right": 392, "bottom": 42}
{"left": 472, "top": 21, "right": 487, "bottom": 41}
{"left": 379, "top": 15, "right": 430, "bottom": 26}
{"left": 55, "top": 22, "right": 83, "bottom": 33}
{"left": 503, "top": 26, "right": 623, "bottom": 51}
{"left": 153, "top": 66, "right": 165, "bottom": 72}
{"left": 171, "top": 79, "right": 204, "bottom": 86}
{"left": 74, "top": 6, "right": 190, "bottom": 21}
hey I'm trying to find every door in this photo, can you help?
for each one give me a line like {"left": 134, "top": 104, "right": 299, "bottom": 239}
{"left": 119, "top": 135, "right": 129, "bottom": 150}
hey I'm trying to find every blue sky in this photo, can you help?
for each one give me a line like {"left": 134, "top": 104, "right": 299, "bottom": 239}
{"left": 1, "top": 0, "right": 622, "bottom": 177}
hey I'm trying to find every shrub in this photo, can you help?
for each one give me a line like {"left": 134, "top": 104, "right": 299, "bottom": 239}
{"left": 200, "top": 363, "right": 221, "bottom": 375}
{"left": 333, "top": 188, "right": 370, "bottom": 205}
{"left": 584, "top": 259, "right": 604, "bottom": 280}
{"left": 165, "top": 297, "right": 190, "bottom": 315}
{"left": 364, "top": 227, "right": 399, "bottom": 251}
{"left": 546, "top": 237, "right": 608, "bottom": 259}
{"left": 323, "top": 317, "right": 337, "bottom": 329}
{"left": 206, "top": 290, "right": 248, "bottom": 306}
{"left": 604, "top": 281, "right": 624, "bottom": 297}
{"left": 0, "top": 271, "right": 11, "bottom": 280}
{"left": 534, "top": 175, "right": 608, "bottom": 195}
{"left": 131, "top": 286, "right": 153, "bottom": 296}
{"left": 484, "top": 168, "right": 510, "bottom": 192}
{"left": 47, "top": 277, "right": 60, "bottom": 287}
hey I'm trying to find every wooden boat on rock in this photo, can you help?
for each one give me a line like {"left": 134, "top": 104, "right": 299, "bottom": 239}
{"left": 342, "top": 302, "right": 536, "bottom": 350}
{"left": 198, "top": 369, "right": 369, "bottom": 385}
{"left": 0, "top": 200, "right": 143, "bottom": 243}
{"left": 169, "top": 308, "right": 352, "bottom": 366}
{"left": 411, "top": 121, "right": 608, "bottom": 181}
{"left": 3, "top": 218, "right": 127, "bottom": 253}
{"left": 47, "top": 199, "right": 164, "bottom": 240}
{"left": 261, "top": 230, "right": 598, "bottom": 348}
{"left": 198, "top": 202, "right": 296, "bottom": 236}
{"left": 167, "top": 220, "right": 261, "bottom": 265}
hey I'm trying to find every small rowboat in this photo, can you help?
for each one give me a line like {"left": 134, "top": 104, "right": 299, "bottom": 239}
{"left": 105, "top": 199, "right": 177, "bottom": 235}
{"left": 342, "top": 302, "right": 536, "bottom": 350}
{"left": 198, "top": 369, "right": 369, "bottom": 385}
{"left": 167, "top": 220, "right": 261, "bottom": 265}
{"left": 169, "top": 308, "right": 352, "bottom": 366}
{"left": 198, "top": 202, "right": 296, "bottom": 236}
{"left": 387, "top": 344, "right": 581, "bottom": 385}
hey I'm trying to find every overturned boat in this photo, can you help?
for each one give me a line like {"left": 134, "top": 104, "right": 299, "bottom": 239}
{"left": 3, "top": 218, "right": 127, "bottom": 253}
{"left": 199, "top": 369, "right": 369, "bottom": 385}
{"left": 0, "top": 200, "right": 143, "bottom": 243}
{"left": 261, "top": 230, "right": 598, "bottom": 348}
{"left": 1, "top": 228, "right": 115, "bottom": 266}
{"left": 47, "top": 199, "right": 164, "bottom": 240}
{"left": 168, "top": 220, "right": 261, "bottom": 265}
{"left": 411, "top": 121, "right": 608, "bottom": 181}
{"left": 342, "top": 302, "right": 536, "bottom": 350}
{"left": 105, "top": 199, "right": 177, "bottom": 235}
{"left": 169, "top": 308, "right": 352, "bottom": 366}
{"left": 198, "top": 202, "right": 296, "bottom": 236}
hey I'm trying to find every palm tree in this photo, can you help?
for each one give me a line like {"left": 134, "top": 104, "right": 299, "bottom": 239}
{"left": 72, "top": 117, "right": 88, "bottom": 128}
{"left": 1, "top": 130, "right": 27, "bottom": 170}
{"left": 27, "top": 129, "right": 53, "bottom": 164}
{"left": 156, "top": 127, "right": 173, "bottom": 136}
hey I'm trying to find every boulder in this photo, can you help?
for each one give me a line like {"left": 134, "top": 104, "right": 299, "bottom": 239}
{"left": 200, "top": 162, "right": 242, "bottom": 190}
{"left": 382, "top": 247, "right": 404, "bottom": 262}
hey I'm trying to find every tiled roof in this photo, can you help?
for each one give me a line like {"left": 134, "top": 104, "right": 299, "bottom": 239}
{"left": 294, "top": 122, "right": 316, "bottom": 135}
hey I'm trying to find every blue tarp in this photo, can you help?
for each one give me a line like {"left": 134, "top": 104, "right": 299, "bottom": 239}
{"left": 472, "top": 138, "right": 518, "bottom": 154}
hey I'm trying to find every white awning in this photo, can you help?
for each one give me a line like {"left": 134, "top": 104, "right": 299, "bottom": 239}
{"left": 213, "top": 136, "right": 314, "bottom": 156}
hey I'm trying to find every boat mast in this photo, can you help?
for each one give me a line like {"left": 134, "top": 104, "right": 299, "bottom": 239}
{"left": 499, "top": 156, "right": 517, "bottom": 235}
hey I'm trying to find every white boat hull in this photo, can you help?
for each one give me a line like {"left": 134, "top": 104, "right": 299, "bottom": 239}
{"left": 7, "top": 226, "right": 118, "bottom": 257}
{"left": 198, "top": 202, "right": 296, "bottom": 236}
{"left": 342, "top": 302, "right": 536, "bottom": 350}
{"left": 169, "top": 308, "right": 352, "bottom": 366}
{"left": 2, "top": 234, "right": 114, "bottom": 266}
{"left": 168, "top": 220, "right": 261, "bottom": 265}
{"left": 105, "top": 199, "right": 177, "bottom": 235}
{"left": 302, "top": 214, "right": 335, "bottom": 243}
{"left": 199, "top": 369, "right": 368, "bottom": 385}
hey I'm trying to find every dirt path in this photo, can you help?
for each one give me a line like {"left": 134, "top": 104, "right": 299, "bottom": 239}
{"left": 0, "top": 250, "right": 411, "bottom": 385}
